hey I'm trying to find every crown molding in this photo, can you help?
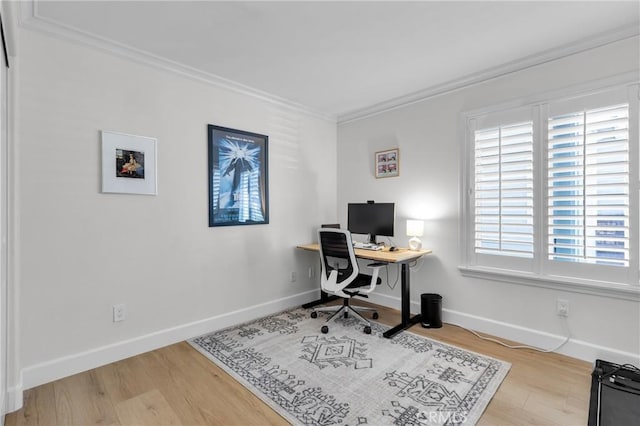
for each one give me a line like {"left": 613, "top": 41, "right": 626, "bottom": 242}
{"left": 338, "top": 24, "right": 640, "bottom": 125}
{"left": 17, "top": 1, "right": 639, "bottom": 127}
{"left": 18, "top": 1, "right": 336, "bottom": 123}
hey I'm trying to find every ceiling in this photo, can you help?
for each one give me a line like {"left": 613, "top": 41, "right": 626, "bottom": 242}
{"left": 31, "top": 1, "right": 640, "bottom": 121}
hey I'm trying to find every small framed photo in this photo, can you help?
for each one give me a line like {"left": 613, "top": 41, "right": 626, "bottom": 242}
{"left": 375, "top": 148, "right": 399, "bottom": 178}
{"left": 101, "top": 131, "right": 157, "bottom": 195}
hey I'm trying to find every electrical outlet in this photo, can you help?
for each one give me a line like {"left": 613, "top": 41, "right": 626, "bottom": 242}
{"left": 556, "top": 299, "right": 569, "bottom": 317}
{"left": 113, "top": 303, "right": 127, "bottom": 322}
{"left": 290, "top": 271, "right": 296, "bottom": 282}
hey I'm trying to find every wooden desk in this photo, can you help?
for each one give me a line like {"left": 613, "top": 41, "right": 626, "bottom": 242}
{"left": 296, "top": 244, "right": 432, "bottom": 338}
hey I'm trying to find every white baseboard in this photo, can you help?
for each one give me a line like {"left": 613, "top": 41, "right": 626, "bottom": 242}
{"left": 20, "top": 290, "right": 319, "bottom": 394}
{"left": 4, "top": 383, "right": 24, "bottom": 415}
{"left": 8, "top": 386, "right": 22, "bottom": 414}
{"left": 15, "top": 288, "right": 639, "bottom": 414}
{"left": 368, "top": 292, "right": 639, "bottom": 366}
{"left": 367, "top": 292, "right": 402, "bottom": 311}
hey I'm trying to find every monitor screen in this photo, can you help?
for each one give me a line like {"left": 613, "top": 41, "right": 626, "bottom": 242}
{"left": 347, "top": 202, "right": 395, "bottom": 243}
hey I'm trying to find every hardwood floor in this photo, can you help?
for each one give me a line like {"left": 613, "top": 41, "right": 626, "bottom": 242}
{"left": 5, "top": 302, "right": 592, "bottom": 425}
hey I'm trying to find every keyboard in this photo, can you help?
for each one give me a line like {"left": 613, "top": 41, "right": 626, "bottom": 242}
{"left": 353, "top": 242, "right": 383, "bottom": 251}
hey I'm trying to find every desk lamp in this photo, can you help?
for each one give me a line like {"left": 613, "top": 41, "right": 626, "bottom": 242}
{"left": 406, "top": 219, "right": 424, "bottom": 250}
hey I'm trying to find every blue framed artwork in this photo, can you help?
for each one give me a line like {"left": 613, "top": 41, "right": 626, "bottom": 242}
{"left": 208, "top": 124, "right": 269, "bottom": 227}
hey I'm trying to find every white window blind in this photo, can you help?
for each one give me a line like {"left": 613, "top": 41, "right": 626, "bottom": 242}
{"left": 462, "top": 82, "right": 638, "bottom": 296}
{"left": 547, "top": 104, "right": 630, "bottom": 266}
{"left": 474, "top": 121, "right": 534, "bottom": 258}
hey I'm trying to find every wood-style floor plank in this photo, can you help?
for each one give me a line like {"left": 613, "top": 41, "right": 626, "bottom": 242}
{"left": 114, "top": 389, "right": 182, "bottom": 426}
{"left": 53, "top": 370, "right": 120, "bottom": 426}
{"left": 96, "top": 351, "right": 163, "bottom": 407}
{"left": 5, "top": 301, "right": 592, "bottom": 425}
{"left": 5, "top": 383, "right": 57, "bottom": 426}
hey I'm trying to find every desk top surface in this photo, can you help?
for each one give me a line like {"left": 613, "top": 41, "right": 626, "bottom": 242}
{"left": 296, "top": 243, "right": 431, "bottom": 263}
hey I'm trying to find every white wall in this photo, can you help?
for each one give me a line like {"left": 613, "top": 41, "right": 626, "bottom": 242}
{"left": 12, "top": 27, "right": 336, "bottom": 396}
{"left": 337, "top": 37, "right": 640, "bottom": 365}
{"left": 0, "top": 2, "right": 9, "bottom": 419}
{"left": 9, "top": 9, "right": 639, "bottom": 413}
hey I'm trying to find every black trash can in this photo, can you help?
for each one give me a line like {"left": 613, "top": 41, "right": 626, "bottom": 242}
{"left": 421, "top": 293, "right": 442, "bottom": 328}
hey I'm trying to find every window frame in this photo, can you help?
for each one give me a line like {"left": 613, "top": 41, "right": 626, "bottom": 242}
{"left": 467, "top": 106, "right": 537, "bottom": 272}
{"left": 460, "top": 77, "right": 640, "bottom": 301}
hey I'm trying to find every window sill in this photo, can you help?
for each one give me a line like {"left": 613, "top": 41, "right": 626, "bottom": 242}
{"left": 458, "top": 265, "right": 640, "bottom": 301}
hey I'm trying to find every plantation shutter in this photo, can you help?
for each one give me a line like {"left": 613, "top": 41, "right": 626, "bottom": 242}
{"left": 474, "top": 121, "right": 534, "bottom": 258}
{"left": 547, "top": 103, "right": 630, "bottom": 266}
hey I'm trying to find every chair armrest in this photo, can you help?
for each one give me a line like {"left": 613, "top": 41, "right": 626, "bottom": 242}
{"left": 362, "top": 263, "right": 384, "bottom": 292}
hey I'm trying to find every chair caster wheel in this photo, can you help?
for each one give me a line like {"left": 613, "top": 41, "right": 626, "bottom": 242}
{"left": 321, "top": 326, "right": 329, "bottom": 334}
{"left": 364, "top": 326, "right": 372, "bottom": 334}
{"left": 372, "top": 312, "right": 379, "bottom": 319}
{"left": 310, "top": 311, "right": 318, "bottom": 318}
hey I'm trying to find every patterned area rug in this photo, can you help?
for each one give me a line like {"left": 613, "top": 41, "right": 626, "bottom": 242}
{"left": 189, "top": 307, "right": 510, "bottom": 425}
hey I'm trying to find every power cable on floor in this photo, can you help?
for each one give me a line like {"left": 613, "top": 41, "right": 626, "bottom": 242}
{"left": 447, "top": 315, "right": 571, "bottom": 353}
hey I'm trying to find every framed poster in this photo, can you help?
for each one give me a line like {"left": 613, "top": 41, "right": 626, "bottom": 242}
{"left": 375, "top": 148, "right": 399, "bottom": 178}
{"left": 208, "top": 124, "right": 269, "bottom": 227}
{"left": 101, "top": 131, "right": 157, "bottom": 195}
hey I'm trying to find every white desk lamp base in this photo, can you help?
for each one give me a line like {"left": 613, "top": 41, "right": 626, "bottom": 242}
{"left": 409, "top": 236, "right": 422, "bottom": 251}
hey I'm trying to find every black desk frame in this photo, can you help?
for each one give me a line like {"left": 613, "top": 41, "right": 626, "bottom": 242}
{"left": 382, "top": 262, "right": 422, "bottom": 338}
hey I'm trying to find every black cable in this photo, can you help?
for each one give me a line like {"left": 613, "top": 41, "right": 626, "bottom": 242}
{"left": 385, "top": 263, "right": 400, "bottom": 290}
{"left": 0, "top": 13, "right": 8, "bottom": 68}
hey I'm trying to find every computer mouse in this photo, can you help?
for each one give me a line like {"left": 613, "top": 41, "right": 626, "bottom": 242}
{"left": 389, "top": 246, "right": 397, "bottom": 252}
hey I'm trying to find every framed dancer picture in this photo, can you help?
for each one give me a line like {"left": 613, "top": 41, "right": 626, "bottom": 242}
{"left": 208, "top": 124, "right": 269, "bottom": 227}
{"left": 101, "top": 131, "right": 157, "bottom": 195}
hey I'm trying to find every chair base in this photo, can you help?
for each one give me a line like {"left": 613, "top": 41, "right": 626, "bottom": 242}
{"left": 311, "top": 300, "right": 378, "bottom": 333}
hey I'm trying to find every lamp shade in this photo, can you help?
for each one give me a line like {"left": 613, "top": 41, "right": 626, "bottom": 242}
{"left": 406, "top": 220, "right": 424, "bottom": 237}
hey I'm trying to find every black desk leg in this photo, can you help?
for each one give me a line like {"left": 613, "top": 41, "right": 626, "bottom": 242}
{"left": 302, "top": 291, "right": 339, "bottom": 309}
{"left": 383, "top": 263, "right": 422, "bottom": 338}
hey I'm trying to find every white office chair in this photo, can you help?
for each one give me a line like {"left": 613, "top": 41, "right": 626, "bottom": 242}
{"left": 311, "top": 228, "right": 384, "bottom": 334}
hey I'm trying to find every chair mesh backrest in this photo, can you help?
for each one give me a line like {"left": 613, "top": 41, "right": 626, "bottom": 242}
{"left": 318, "top": 229, "right": 357, "bottom": 285}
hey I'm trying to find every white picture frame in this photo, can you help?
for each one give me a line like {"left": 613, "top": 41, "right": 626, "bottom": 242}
{"left": 101, "top": 131, "right": 157, "bottom": 195}
{"left": 375, "top": 148, "right": 399, "bottom": 178}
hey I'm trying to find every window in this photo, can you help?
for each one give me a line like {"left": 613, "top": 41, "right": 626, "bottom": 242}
{"left": 547, "top": 104, "right": 629, "bottom": 267}
{"left": 461, "top": 83, "right": 639, "bottom": 297}
{"left": 474, "top": 122, "right": 534, "bottom": 258}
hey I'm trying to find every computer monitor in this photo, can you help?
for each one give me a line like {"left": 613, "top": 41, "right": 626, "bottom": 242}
{"left": 347, "top": 202, "right": 395, "bottom": 244}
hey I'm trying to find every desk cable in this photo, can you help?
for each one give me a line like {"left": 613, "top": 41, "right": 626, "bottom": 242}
{"left": 384, "top": 236, "right": 398, "bottom": 248}
{"left": 384, "top": 263, "right": 400, "bottom": 291}
{"left": 409, "top": 258, "right": 424, "bottom": 272}
{"left": 447, "top": 315, "right": 572, "bottom": 353}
